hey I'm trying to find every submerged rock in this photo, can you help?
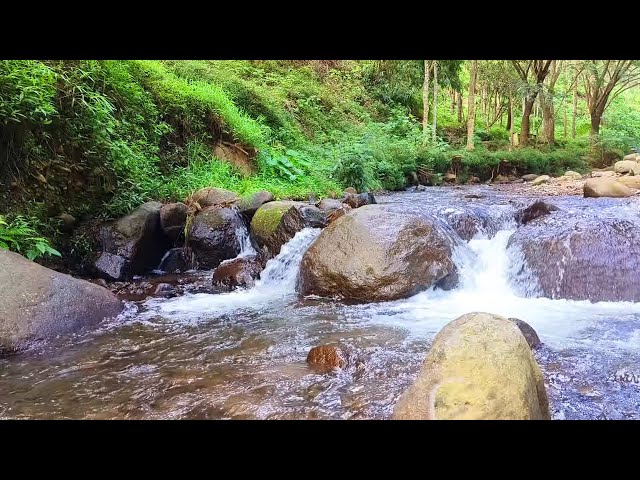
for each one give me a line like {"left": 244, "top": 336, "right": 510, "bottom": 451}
{"left": 154, "top": 283, "right": 176, "bottom": 297}
{"left": 0, "top": 249, "right": 123, "bottom": 352}
{"left": 392, "top": 312, "right": 550, "bottom": 420}
{"left": 583, "top": 177, "right": 632, "bottom": 198}
{"left": 306, "top": 345, "right": 347, "bottom": 372}
{"left": 189, "top": 206, "right": 245, "bottom": 268}
{"left": 250, "top": 201, "right": 306, "bottom": 257}
{"left": 514, "top": 200, "right": 559, "bottom": 225}
{"left": 96, "top": 201, "right": 168, "bottom": 279}
{"left": 299, "top": 205, "right": 457, "bottom": 302}
{"left": 508, "top": 215, "right": 640, "bottom": 302}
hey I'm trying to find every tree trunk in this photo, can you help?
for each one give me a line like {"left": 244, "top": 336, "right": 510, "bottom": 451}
{"left": 466, "top": 60, "right": 478, "bottom": 151}
{"left": 572, "top": 80, "right": 578, "bottom": 139}
{"left": 541, "top": 95, "right": 555, "bottom": 145}
{"left": 590, "top": 111, "right": 602, "bottom": 137}
{"left": 457, "top": 91, "right": 463, "bottom": 123}
{"left": 521, "top": 98, "right": 535, "bottom": 146}
{"left": 563, "top": 78, "right": 568, "bottom": 139}
{"left": 451, "top": 89, "right": 456, "bottom": 114}
{"left": 508, "top": 92, "right": 514, "bottom": 150}
{"left": 432, "top": 61, "right": 438, "bottom": 143}
{"left": 422, "top": 60, "right": 431, "bottom": 141}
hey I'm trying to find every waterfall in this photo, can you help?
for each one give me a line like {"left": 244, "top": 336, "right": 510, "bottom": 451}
{"left": 144, "top": 228, "right": 321, "bottom": 320}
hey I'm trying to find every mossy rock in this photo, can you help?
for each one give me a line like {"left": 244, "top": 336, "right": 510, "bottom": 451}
{"left": 393, "top": 312, "right": 550, "bottom": 420}
{"left": 250, "top": 201, "right": 305, "bottom": 257}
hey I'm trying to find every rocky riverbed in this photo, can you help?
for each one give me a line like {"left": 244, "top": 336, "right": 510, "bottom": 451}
{"left": 1, "top": 183, "right": 640, "bottom": 419}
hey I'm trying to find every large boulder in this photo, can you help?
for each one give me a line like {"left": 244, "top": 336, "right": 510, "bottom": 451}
{"left": 0, "top": 249, "right": 123, "bottom": 352}
{"left": 299, "top": 205, "right": 457, "bottom": 302}
{"left": 591, "top": 170, "right": 617, "bottom": 178}
{"left": 583, "top": 177, "right": 632, "bottom": 198}
{"left": 508, "top": 215, "right": 640, "bottom": 302}
{"left": 522, "top": 174, "right": 540, "bottom": 182}
{"left": 250, "top": 201, "right": 306, "bottom": 257}
{"left": 392, "top": 312, "right": 550, "bottom": 420}
{"left": 160, "top": 202, "right": 188, "bottom": 243}
{"left": 236, "top": 190, "right": 274, "bottom": 221}
{"left": 94, "top": 252, "right": 128, "bottom": 281}
{"left": 189, "top": 206, "right": 245, "bottom": 268}
{"left": 614, "top": 160, "right": 640, "bottom": 175}
{"left": 96, "top": 201, "right": 167, "bottom": 279}
{"left": 623, "top": 153, "right": 638, "bottom": 162}
{"left": 187, "top": 187, "right": 240, "bottom": 210}
{"left": 212, "top": 254, "right": 265, "bottom": 291}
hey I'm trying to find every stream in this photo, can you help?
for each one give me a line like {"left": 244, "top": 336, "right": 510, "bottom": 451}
{"left": 1, "top": 186, "right": 640, "bottom": 419}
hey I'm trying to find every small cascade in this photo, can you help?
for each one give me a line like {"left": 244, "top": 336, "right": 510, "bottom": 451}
{"left": 144, "top": 228, "right": 321, "bottom": 319}
{"left": 235, "top": 223, "right": 257, "bottom": 258}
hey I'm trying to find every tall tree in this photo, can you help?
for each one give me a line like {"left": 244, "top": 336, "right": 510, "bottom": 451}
{"left": 512, "top": 60, "right": 553, "bottom": 145}
{"left": 466, "top": 60, "right": 478, "bottom": 151}
{"left": 582, "top": 60, "right": 640, "bottom": 138}
{"left": 540, "top": 60, "right": 563, "bottom": 145}
{"left": 432, "top": 61, "right": 438, "bottom": 142}
{"left": 457, "top": 91, "right": 463, "bottom": 123}
{"left": 422, "top": 60, "right": 432, "bottom": 141}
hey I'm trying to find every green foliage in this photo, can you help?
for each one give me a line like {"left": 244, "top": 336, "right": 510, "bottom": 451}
{"left": 0, "top": 215, "right": 61, "bottom": 261}
{"left": 0, "top": 61, "right": 57, "bottom": 125}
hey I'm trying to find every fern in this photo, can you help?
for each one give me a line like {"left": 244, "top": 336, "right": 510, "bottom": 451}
{"left": 0, "top": 215, "right": 61, "bottom": 261}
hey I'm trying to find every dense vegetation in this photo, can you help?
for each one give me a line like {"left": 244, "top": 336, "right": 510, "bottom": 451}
{"left": 1, "top": 59, "right": 639, "bottom": 263}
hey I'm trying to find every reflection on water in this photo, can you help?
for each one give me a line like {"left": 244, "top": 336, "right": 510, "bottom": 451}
{"left": 1, "top": 186, "right": 640, "bottom": 419}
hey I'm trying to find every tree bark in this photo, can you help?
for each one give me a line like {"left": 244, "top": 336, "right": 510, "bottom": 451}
{"left": 451, "top": 89, "right": 456, "bottom": 114}
{"left": 466, "top": 60, "right": 478, "bottom": 151}
{"left": 572, "top": 79, "right": 577, "bottom": 139}
{"left": 540, "top": 95, "right": 555, "bottom": 145}
{"left": 521, "top": 98, "right": 535, "bottom": 146}
{"left": 457, "top": 91, "right": 463, "bottom": 123}
{"left": 508, "top": 92, "right": 514, "bottom": 150}
{"left": 422, "top": 60, "right": 431, "bottom": 141}
{"left": 590, "top": 110, "right": 603, "bottom": 137}
{"left": 432, "top": 61, "right": 438, "bottom": 143}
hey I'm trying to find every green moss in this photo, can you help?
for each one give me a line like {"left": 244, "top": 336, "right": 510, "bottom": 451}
{"left": 250, "top": 201, "right": 296, "bottom": 239}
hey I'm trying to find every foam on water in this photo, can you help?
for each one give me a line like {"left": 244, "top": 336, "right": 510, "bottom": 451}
{"left": 352, "top": 228, "right": 640, "bottom": 351}
{"left": 143, "top": 228, "right": 321, "bottom": 321}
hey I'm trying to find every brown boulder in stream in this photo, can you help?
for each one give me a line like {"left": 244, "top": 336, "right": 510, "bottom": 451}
{"left": 306, "top": 345, "right": 347, "bottom": 372}
{"left": 583, "top": 178, "right": 632, "bottom": 198}
{"left": 0, "top": 249, "right": 123, "bottom": 352}
{"left": 299, "top": 205, "right": 458, "bottom": 302}
{"left": 189, "top": 206, "right": 245, "bottom": 268}
{"left": 212, "top": 255, "right": 266, "bottom": 291}
{"left": 508, "top": 215, "right": 640, "bottom": 302}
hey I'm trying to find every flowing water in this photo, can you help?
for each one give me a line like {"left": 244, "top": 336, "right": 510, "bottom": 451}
{"left": 2, "top": 186, "right": 640, "bottom": 419}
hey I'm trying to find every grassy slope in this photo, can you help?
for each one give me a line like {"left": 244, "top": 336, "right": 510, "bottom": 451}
{"left": 1, "top": 59, "right": 639, "bottom": 266}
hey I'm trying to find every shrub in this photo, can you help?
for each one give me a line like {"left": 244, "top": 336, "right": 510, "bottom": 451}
{"left": 0, "top": 215, "right": 61, "bottom": 261}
